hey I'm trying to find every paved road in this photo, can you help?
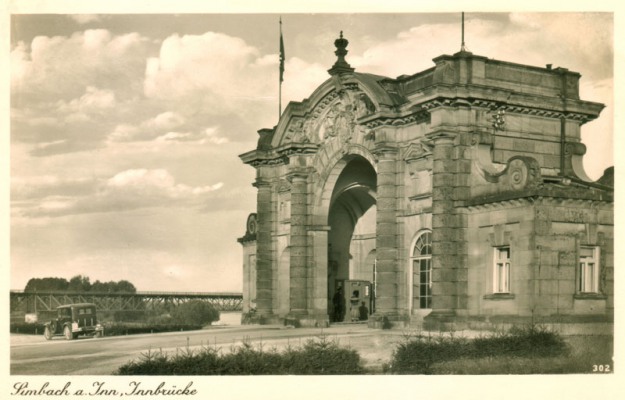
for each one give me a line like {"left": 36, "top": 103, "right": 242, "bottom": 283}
{"left": 11, "top": 323, "right": 401, "bottom": 375}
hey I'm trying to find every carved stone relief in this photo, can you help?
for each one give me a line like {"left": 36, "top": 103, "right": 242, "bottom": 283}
{"left": 294, "top": 87, "right": 375, "bottom": 145}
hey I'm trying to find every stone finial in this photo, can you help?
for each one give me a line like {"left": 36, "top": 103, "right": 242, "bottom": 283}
{"left": 328, "top": 31, "right": 355, "bottom": 75}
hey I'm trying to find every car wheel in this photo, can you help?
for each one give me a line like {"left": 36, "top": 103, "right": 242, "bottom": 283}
{"left": 63, "top": 325, "right": 73, "bottom": 340}
{"left": 43, "top": 326, "right": 52, "bottom": 340}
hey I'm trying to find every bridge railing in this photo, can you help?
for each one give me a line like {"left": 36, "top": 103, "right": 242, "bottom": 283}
{"left": 10, "top": 290, "right": 243, "bottom": 313}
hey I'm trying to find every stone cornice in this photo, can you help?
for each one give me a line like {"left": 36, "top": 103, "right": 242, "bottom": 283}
{"left": 276, "top": 143, "right": 320, "bottom": 157}
{"left": 465, "top": 186, "right": 613, "bottom": 209}
{"left": 242, "top": 144, "right": 319, "bottom": 168}
{"left": 248, "top": 155, "right": 289, "bottom": 168}
{"left": 420, "top": 95, "right": 602, "bottom": 124}
{"left": 237, "top": 234, "right": 257, "bottom": 244}
{"left": 362, "top": 110, "right": 430, "bottom": 128}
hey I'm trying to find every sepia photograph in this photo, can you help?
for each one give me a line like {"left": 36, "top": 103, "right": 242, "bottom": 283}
{"left": 3, "top": 1, "right": 621, "bottom": 399}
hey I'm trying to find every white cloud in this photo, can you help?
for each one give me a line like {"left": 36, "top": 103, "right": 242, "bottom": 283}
{"left": 11, "top": 29, "right": 150, "bottom": 102}
{"left": 348, "top": 23, "right": 459, "bottom": 78}
{"left": 281, "top": 57, "right": 328, "bottom": 105}
{"left": 12, "top": 175, "right": 96, "bottom": 200}
{"left": 11, "top": 29, "right": 153, "bottom": 155}
{"left": 144, "top": 32, "right": 276, "bottom": 114}
{"left": 16, "top": 169, "right": 224, "bottom": 218}
{"left": 69, "top": 15, "right": 102, "bottom": 25}
{"left": 580, "top": 78, "right": 614, "bottom": 180}
{"left": 108, "top": 111, "right": 187, "bottom": 142}
{"left": 151, "top": 111, "right": 185, "bottom": 131}
{"left": 55, "top": 86, "right": 116, "bottom": 123}
{"left": 108, "top": 123, "right": 141, "bottom": 142}
{"left": 106, "top": 168, "right": 223, "bottom": 199}
{"left": 155, "top": 127, "right": 229, "bottom": 145}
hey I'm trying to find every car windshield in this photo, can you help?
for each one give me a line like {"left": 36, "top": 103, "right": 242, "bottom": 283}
{"left": 58, "top": 308, "right": 71, "bottom": 318}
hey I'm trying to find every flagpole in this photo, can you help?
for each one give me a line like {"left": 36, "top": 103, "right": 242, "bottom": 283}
{"left": 279, "top": 17, "right": 283, "bottom": 120}
{"left": 461, "top": 12, "right": 466, "bottom": 51}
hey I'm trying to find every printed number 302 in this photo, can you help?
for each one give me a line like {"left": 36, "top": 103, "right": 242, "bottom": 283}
{"left": 592, "top": 364, "right": 611, "bottom": 372}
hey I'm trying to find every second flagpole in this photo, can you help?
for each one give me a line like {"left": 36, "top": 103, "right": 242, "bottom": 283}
{"left": 279, "top": 17, "right": 284, "bottom": 120}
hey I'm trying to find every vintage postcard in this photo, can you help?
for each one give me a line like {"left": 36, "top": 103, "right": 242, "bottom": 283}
{"left": 3, "top": 1, "right": 622, "bottom": 399}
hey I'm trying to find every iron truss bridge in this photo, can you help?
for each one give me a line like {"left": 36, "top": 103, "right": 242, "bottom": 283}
{"left": 10, "top": 290, "right": 243, "bottom": 313}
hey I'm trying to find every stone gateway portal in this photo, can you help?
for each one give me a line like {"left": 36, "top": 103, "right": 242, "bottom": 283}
{"left": 238, "top": 33, "right": 613, "bottom": 330}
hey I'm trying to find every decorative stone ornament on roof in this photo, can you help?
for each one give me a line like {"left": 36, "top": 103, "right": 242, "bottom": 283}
{"left": 328, "top": 31, "right": 355, "bottom": 76}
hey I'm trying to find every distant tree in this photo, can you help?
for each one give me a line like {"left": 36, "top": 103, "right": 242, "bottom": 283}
{"left": 114, "top": 280, "right": 137, "bottom": 293}
{"left": 24, "top": 275, "right": 137, "bottom": 294}
{"left": 24, "top": 277, "right": 68, "bottom": 292}
{"left": 68, "top": 275, "right": 92, "bottom": 292}
{"left": 91, "top": 280, "right": 109, "bottom": 293}
{"left": 91, "top": 279, "right": 137, "bottom": 293}
{"left": 171, "top": 300, "right": 220, "bottom": 326}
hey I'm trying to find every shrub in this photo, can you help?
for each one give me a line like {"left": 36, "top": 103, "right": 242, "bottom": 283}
{"left": 472, "top": 324, "right": 568, "bottom": 359}
{"left": 10, "top": 322, "right": 45, "bottom": 335}
{"left": 281, "top": 335, "right": 365, "bottom": 374}
{"left": 388, "top": 324, "right": 568, "bottom": 374}
{"left": 116, "top": 335, "right": 365, "bottom": 375}
{"left": 171, "top": 301, "right": 220, "bottom": 326}
{"left": 113, "top": 310, "right": 148, "bottom": 322}
{"left": 389, "top": 333, "right": 469, "bottom": 374}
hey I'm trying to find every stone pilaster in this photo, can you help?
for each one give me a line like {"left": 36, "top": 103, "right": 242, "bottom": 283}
{"left": 308, "top": 227, "right": 331, "bottom": 326}
{"left": 253, "top": 178, "right": 273, "bottom": 318}
{"left": 426, "top": 133, "right": 471, "bottom": 326}
{"left": 372, "top": 145, "right": 401, "bottom": 320}
{"left": 430, "top": 136, "right": 457, "bottom": 316}
{"left": 287, "top": 171, "right": 309, "bottom": 316}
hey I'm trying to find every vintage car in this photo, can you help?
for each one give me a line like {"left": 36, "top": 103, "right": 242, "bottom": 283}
{"left": 43, "top": 303, "right": 103, "bottom": 340}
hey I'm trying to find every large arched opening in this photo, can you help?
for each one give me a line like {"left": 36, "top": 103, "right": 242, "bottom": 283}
{"left": 326, "top": 156, "right": 377, "bottom": 322}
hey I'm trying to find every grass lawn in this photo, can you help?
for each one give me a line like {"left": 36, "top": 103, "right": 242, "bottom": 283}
{"left": 430, "top": 334, "right": 613, "bottom": 374}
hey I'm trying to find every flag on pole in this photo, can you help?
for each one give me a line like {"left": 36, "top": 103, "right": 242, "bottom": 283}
{"left": 279, "top": 18, "right": 285, "bottom": 83}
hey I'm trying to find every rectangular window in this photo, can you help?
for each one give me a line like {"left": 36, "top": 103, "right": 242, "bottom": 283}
{"left": 494, "top": 247, "right": 510, "bottom": 293}
{"left": 579, "top": 246, "right": 600, "bottom": 293}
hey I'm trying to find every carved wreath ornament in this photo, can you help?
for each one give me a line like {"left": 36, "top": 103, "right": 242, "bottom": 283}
{"left": 506, "top": 157, "right": 540, "bottom": 190}
{"left": 246, "top": 213, "right": 258, "bottom": 235}
{"left": 508, "top": 159, "right": 528, "bottom": 190}
{"left": 284, "top": 89, "right": 375, "bottom": 145}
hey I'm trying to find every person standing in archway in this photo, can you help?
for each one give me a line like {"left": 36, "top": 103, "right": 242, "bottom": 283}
{"left": 359, "top": 301, "right": 369, "bottom": 321}
{"left": 332, "top": 287, "right": 345, "bottom": 322}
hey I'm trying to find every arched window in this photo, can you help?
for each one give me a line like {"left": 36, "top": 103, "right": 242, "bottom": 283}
{"left": 411, "top": 231, "right": 432, "bottom": 309}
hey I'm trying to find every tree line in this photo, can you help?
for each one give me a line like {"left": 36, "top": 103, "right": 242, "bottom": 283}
{"left": 24, "top": 275, "right": 137, "bottom": 293}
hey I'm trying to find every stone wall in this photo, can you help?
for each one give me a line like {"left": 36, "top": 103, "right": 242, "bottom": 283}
{"left": 465, "top": 198, "right": 613, "bottom": 324}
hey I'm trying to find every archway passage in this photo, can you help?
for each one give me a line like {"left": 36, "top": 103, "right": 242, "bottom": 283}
{"left": 327, "top": 156, "right": 376, "bottom": 322}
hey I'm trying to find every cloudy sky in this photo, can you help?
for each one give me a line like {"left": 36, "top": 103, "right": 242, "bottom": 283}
{"left": 8, "top": 10, "right": 614, "bottom": 292}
